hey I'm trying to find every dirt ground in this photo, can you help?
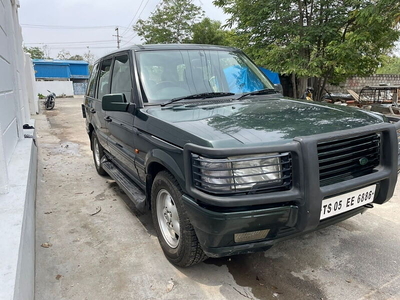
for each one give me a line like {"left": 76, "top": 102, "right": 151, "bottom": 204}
{"left": 35, "top": 97, "right": 400, "bottom": 300}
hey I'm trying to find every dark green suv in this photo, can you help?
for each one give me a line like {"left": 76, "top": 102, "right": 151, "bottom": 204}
{"left": 83, "top": 44, "right": 400, "bottom": 267}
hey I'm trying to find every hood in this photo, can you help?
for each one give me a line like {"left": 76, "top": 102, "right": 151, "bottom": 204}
{"left": 145, "top": 98, "right": 384, "bottom": 148}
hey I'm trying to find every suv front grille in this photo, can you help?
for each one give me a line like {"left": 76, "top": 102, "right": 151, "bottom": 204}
{"left": 317, "top": 133, "right": 380, "bottom": 186}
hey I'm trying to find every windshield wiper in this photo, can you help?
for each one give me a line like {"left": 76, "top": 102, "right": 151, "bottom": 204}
{"left": 161, "top": 92, "right": 235, "bottom": 107}
{"left": 235, "top": 88, "right": 278, "bottom": 100}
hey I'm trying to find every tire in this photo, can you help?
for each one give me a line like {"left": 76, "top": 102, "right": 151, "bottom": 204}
{"left": 151, "top": 171, "right": 207, "bottom": 267}
{"left": 45, "top": 98, "right": 55, "bottom": 110}
{"left": 91, "top": 131, "right": 107, "bottom": 176}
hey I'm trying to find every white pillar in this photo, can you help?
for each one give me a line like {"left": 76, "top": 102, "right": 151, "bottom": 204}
{"left": 24, "top": 53, "right": 38, "bottom": 115}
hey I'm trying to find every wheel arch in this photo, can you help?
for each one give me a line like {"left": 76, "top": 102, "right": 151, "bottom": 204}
{"left": 145, "top": 149, "right": 185, "bottom": 207}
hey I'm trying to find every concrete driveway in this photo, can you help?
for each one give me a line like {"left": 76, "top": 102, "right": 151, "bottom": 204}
{"left": 35, "top": 97, "right": 400, "bottom": 300}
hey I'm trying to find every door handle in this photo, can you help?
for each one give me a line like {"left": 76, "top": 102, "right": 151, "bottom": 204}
{"left": 116, "top": 143, "right": 123, "bottom": 148}
{"left": 104, "top": 116, "right": 112, "bottom": 123}
{"left": 90, "top": 108, "right": 96, "bottom": 113}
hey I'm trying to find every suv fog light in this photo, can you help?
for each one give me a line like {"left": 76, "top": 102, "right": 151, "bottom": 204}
{"left": 234, "top": 229, "right": 270, "bottom": 243}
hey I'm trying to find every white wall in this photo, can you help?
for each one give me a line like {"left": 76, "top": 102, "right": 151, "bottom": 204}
{"left": 0, "top": 2, "right": 19, "bottom": 168}
{"left": 36, "top": 80, "right": 74, "bottom": 97}
{"left": 0, "top": 0, "right": 32, "bottom": 168}
{"left": 0, "top": 132, "right": 36, "bottom": 300}
{"left": 0, "top": 2, "right": 38, "bottom": 300}
{"left": 11, "top": 136, "right": 37, "bottom": 300}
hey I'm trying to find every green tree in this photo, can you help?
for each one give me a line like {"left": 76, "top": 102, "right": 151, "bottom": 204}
{"left": 83, "top": 50, "right": 96, "bottom": 73}
{"left": 23, "top": 46, "right": 45, "bottom": 59}
{"left": 40, "top": 45, "right": 52, "bottom": 59}
{"left": 69, "top": 55, "right": 84, "bottom": 61}
{"left": 133, "top": 0, "right": 204, "bottom": 44}
{"left": 189, "top": 18, "right": 230, "bottom": 45}
{"left": 214, "top": 0, "right": 400, "bottom": 100}
{"left": 57, "top": 49, "right": 71, "bottom": 60}
{"left": 376, "top": 55, "right": 400, "bottom": 74}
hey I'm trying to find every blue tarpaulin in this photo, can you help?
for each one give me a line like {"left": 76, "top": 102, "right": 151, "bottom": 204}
{"left": 259, "top": 67, "right": 281, "bottom": 85}
{"left": 223, "top": 66, "right": 281, "bottom": 93}
{"left": 223, "top": 66, "right": 264, "bottom": 93}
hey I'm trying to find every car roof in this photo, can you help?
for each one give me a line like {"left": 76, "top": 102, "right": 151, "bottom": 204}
{"left": 95, "top": 44, "right": 240, "bottom": 63}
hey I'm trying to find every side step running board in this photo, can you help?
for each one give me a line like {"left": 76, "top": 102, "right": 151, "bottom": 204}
{"left": 102, "top": 160, "right": 146, "bottom": 212}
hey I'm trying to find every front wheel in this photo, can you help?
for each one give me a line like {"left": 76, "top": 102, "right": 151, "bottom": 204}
{"left": 151, "top": 171, "right": 207, "bottom": 267}
{"left": 45, "top": 98, "right": 55, "bottom": 110}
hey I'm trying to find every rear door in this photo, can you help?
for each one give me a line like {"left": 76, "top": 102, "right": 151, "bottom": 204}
{"left": 92, "top": 57, "right": 113, "bottom": 151}
{"left": 106, "top": 53, "right": 140, "bottom": 181}
{"left": 85, "top": 62, "right": 98, "bottom": 121}
{"left": 86, "top": 62, "right": 109, "bottom": 151}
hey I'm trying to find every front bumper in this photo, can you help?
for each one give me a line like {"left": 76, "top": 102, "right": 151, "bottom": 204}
{"left": 183, "top": 194, "right": 369, "bottom": 257}
{"left": 182, "top": 122, "right": 399, "bottom": 257}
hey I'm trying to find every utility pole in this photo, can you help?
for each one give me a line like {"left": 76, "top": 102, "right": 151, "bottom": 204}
{"left": 113, "top": 27, "right": 121, "bottom": 49}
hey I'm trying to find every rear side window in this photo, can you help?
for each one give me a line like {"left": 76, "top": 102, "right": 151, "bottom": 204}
{"left": 97, "top": 58, "right": 113, "bottom": 100}
{"left": 111, "top": 54, "right": 132, "bottom": 102}
{"left": 86, "top": 63, "right": 98, "bottom": 97}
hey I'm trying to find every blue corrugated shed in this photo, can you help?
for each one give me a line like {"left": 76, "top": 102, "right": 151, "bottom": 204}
{"left": 32, "top": 59, "right": 89, "bottom": 79}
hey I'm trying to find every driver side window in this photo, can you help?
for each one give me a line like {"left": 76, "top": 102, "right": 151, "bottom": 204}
{"left": 111, "top": 54, "right": 132, "bottom": 102}
{"left": 97, "top": 58, "right": 112, "bottom": 100}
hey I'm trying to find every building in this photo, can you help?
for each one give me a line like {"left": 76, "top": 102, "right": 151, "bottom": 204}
{"left": 0, "top": 1, "right": 38, "bottom": 300}
{"left": 32, "top": 59, "right": 90, "bottom": 96}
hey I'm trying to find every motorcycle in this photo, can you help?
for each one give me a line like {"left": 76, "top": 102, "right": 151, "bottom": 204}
{"left": 44, "top": 90, "right": 56, "bottom": 110}
{"left": 302, "top": 87, "right": 314, "bottom": 101}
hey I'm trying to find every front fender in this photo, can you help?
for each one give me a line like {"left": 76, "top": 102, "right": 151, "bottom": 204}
{"left": 145, "top": 149, "right": 185, "bottom": 190}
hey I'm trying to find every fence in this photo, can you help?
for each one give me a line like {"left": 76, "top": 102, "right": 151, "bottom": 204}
{"left": 326, "top": 74, "right": 400, "bottom": 94}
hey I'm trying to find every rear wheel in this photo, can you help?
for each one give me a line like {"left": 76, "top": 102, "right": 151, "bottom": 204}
{"left": 92, "top": 132, "right": 107, "bottom": 176}
{"left": 151, "top": 171, "right": 207, "bottom": 267}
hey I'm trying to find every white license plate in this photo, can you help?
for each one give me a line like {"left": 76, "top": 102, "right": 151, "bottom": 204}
{"left": 320, "top": 185, "right": 376, "bottom": 220}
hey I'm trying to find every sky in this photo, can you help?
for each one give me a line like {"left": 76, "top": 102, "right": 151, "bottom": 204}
{"left": 18, "top": 0, "right": 228, "bottom": 60}
{"left": 18, "top": 0, "right": 400, "bottom": 59}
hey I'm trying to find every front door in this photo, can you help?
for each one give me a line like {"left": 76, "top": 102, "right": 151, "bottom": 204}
{"left": 106, "top": 53, "right": 139, "bottom": 182}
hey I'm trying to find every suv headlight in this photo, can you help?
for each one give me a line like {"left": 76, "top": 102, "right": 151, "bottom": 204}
{"left": 192, "top": 153, "right": 292, "bottom": 194}
{"left": 388, "top": 118, "right": 400, "bottom": 169}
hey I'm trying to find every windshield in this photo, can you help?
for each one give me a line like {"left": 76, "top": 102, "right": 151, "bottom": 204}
{"left": 136, "top": 49, "right": 275, "bottom": 103}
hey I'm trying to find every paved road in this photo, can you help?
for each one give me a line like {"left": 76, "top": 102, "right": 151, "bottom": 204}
{"left": 35, "top": 97, "right": 400, "bottom": 300}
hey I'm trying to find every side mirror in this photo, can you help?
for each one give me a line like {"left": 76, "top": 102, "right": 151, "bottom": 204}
{"left": 102, "top": 94, "right": 129, "bottom": 112}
